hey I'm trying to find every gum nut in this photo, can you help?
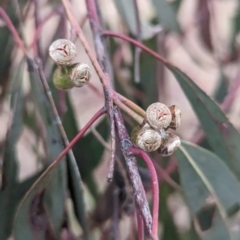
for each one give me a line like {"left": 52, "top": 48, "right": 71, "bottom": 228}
{"left": 53, "top": 67, "right": 73, "bottom": 90}
{"left": 70, "top": 63, "right": 91, "bottom": 87}
{"left": 136, "top": 127, "right": 162, "bottom": 152}
{"left": 159, "top": 134, "right": 180, "bottom": 156}
{"left": 146, "top": 102, "right": 172, "bottom": 130}
{"left": 49, "top": 39, "right": 76, "bottom": 65}
{"left": 168, "top": 105, "right": 181, "bottom": 130}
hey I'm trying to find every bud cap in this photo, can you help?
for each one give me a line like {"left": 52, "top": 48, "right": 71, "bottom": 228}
{"left": 146, "top": 102, "right": 172, "bottom": 130}
{"left": 49, "top": 39, "right": 76, "bottom": 65}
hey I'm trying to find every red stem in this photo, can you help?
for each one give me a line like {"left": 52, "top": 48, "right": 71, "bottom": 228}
{"left": 103, "top": 30, "right": 170, "bottom": 66}
{"left": 0, "top": 7, "right": 26, "bottom": 53}
{"left": 130, "top": 147, "right": 159, "bottom": 240}
{"left": 47, "top": 107, "right": 106, "bottom": 171}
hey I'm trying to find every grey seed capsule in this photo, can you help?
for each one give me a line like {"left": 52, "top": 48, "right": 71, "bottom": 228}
{"left": 70, "top": 63, "right": 91, "bottom": 87}
{"left": 136, "top": 126, "right": 162, "bottom": 152}
{"left": 49, "top": 39, "right": 76, "bottom": 65}
{"left": 168, "top": 105, "right": 181, "bottom": 130}
{"left": 158, "top": 134, "right": 180, "bottom": 156}
{"left": 146, "top": 102, "right": 172, "bottom": 130}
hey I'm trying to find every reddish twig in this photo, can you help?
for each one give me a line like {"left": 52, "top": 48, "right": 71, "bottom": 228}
{"left": 0, "top": 7, "right": 26, "bottom": 53}
{"left": 130, "top": 147, "right": 159, "bottom": 240}
{"left": 103, "top": 30, "right": 170, "bottom": 65}
{"left": 33, "top": 107, "right": 105, "bottom": 176}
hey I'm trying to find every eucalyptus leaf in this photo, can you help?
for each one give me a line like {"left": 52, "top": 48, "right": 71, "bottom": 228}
{"left": 167, "top": 65, "right": 240, "bottom": 177}
{"left": 176, "top": 141, "right": 240, "bottom": 239}
{"left": 13, "top": 59, "right": 66, "bottom": 240}
{"left": 0, "top": 82, "right": 23, "bottom": 240}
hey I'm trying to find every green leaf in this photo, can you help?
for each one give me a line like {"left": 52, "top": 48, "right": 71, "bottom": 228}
{"left": 176, "top": 141, "right": 240, "bottom": 239}
{"left": 62, "top": 94, "right": 109, "bottom": 198}
{"left": 13, "top": 59, "right": 66, "bottom": 240}
{"left": 160, "top": 183, "right": 180, "bottom": 240}
{"left": 62, "top": 93, "right": 89, "bottom": 236}
{"left": 167, "top": 65, "right": 240, "bottom": 177}
{"left": 214, "top": 72, "right": 228, "bottom": 103}
{"left": 0, "top": 81, "right": 23, "bottom": 240}
{"left": 151, "top": 0, "right": 181, "bottom": 32}
{"left": 139, "top": 38, "right": 159, "bottom": 109}
{"left": 113, "top": 0, "right": 161, "bottom": 40}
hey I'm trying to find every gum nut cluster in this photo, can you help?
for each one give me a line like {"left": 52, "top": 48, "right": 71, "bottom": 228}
{"left": 49, "top": 39, "right": 91, "bottom": 90}
{"left": 135, "top": 102, "right": 181, "bottom": 156}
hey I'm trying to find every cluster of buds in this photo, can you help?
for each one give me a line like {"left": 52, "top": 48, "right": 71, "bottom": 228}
{"left": 49, "top": 39, "right": 91, "bottom": 90}
{"left": 132, "top": 102, "right": 181, "bottom": 156}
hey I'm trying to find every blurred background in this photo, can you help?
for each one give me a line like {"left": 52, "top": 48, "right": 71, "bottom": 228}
{"left": 1, "top": 0, "right": 240, "bottom": 239}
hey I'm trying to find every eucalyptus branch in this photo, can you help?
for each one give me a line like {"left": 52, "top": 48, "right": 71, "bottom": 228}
{"left": 113, "top": 107, "right": 154, "bottom": 239}
{"left": 61, "top": 0, "right": 116, "bottom": 182}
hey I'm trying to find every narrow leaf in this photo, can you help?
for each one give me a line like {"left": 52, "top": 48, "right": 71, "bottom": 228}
{"left": 14, "top": 59, "right": 66, "bottom": 239}
{"left": 167, "top": 64, "right": 240, "bottom": 177}
{"left": 176, "top": 141, "right": 240, "bottom": 239}
{"left": 0, "top": 82, "right": 23, "bottom": 240}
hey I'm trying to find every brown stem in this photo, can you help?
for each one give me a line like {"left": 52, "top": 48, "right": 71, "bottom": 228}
{"left": 113, "top": 107, "right": 154, "bottom": 239}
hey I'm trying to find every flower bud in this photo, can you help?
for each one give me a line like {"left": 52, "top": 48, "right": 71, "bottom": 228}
{"left": 53, "top": 67, "right": 74, "bottom": 90}
{"left": 158, "top": 134, "right": 180, "bottom": 156}
{"left": 70, "top": 63, "right": 91, "bottom": 87}
{"left": 146, "top": 102, "right": 172, "bottom": 130}
{"left": 49, "top": 39, "right": 76, "bottom": 65}
{"left": 136, "top": 126, "right": 162, "bottom": 152}
{"left": 168, "top": 105, "right": 181, "bottom": 130}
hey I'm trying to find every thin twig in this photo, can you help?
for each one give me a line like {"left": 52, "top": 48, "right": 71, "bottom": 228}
{"left": 62, "top": 0, "right": 116, "bottom": 182}
{"left": 85, "top": 0, "right": 116, "bottom": 182}
{"left": 114, "top": 96, "right": 144, "bottom": 124}
{"left": 90, "top": 126, "right": 130, "bottom": 191}
{"left": 116, "top": 92, "right": 146, "bottom": 118}
{"left": 103, "top": 31, "right": 169, "bottom": 65}
{"left": 130, "top": 147, "right": 159, "bottom": 240}
{"left": 15, "top": 107, "right": 106, "bottom": 221}
{"left": 0, "top": 7, "right": 26, "bottom": 53}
